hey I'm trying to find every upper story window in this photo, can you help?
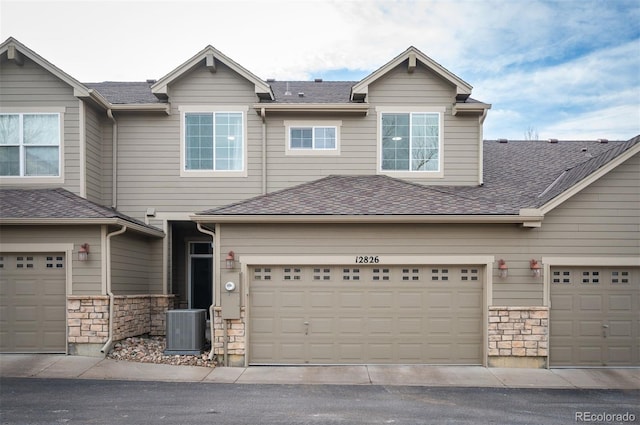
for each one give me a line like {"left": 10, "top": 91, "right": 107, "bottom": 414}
{"left": 0, "top": 113, "right": 61, "bottom": 177}
{"left": 284, "top": 120, "right": 341, "bottom": 156}
{"left": 180, "top": 105, "right": 248, "bottom": 177}
{"left": 377, "top": 107, "right": 444, "bottom": 178}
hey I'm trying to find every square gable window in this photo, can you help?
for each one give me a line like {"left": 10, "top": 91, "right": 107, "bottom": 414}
{"left": 285, "top": 121, "right": 341, "bottom": 156}
{"left": 377, "top": 107, "right": 444, "bottom": 178}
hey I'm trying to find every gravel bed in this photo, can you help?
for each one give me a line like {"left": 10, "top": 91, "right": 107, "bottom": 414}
{"left": 106, "top": 336, "right": 216, "bottom": 368}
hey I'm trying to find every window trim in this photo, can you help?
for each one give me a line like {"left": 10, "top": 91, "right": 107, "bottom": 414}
{"left": 0, "top": 107, "right": 65, "bottom": 184}
{"left": 179, "top": 105, "right": 248, "bottom": 178}
{"left": 376, "top": 106, "right": 445, "bottom": 178}
{"left": 284, "top": 120, "right": 341, "bottom": 156}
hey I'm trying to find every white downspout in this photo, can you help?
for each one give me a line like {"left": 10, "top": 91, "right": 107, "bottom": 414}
{"left": 196, "top": 223, "right": 217, "bottom": 361}
{"left": 107, "top": 109, "right": 118, "bottom": 209}
{"left": 100, "top": 225, "right": 127, "bottom": 354}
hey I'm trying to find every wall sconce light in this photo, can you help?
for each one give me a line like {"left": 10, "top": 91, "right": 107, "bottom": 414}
{"left": 530, "top": 259, "right": 541, "bottom": 278}
{"left": 225, "top": 251, "right": 235, "bottom": 269}
{"left": 498, "top": 259, "right": 508, "bottom": 279}
{"left": 78, "top": 243, "right": 90, "bottom": 261}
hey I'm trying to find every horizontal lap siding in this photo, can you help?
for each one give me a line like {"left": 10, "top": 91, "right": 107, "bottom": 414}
{"left": 0, "top": 57, "right": 81, "bottom": 193}
{"left": 84, "top": 103, "right": 108, "bottom": 205}
{"left": 0, "top": 225, "right": 102, "bottom": 295}
{"left": 114, "top": 63, "right": 263, "bottom": 218}
{"left": 111, "top": 233, "right": 152, "bottom": 295}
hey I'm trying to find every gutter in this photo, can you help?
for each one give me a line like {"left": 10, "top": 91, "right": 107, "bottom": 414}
{"left": 100, "top": 225, "right": 127, "bottom": 355}
{"left": 0, "top": 218, "right": 164, "bottom": 237}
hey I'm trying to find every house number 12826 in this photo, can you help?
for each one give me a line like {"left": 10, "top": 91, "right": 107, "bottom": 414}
{"left": 355, "top": 256, "right": 380, "bottom": 264}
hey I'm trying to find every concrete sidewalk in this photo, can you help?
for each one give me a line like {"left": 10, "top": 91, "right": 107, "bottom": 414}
{"left": 1, "top": 354, "right": 639, "bottom": 389}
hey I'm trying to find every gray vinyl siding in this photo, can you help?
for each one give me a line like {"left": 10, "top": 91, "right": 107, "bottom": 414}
{"left": 0, "top": 225, "right": 102, "bottom": 295}
{"left": 367, "top": 62, "right": 480, "bottom": 185}
{"left": 113, "top": 62, "right": 264, "bottom": 218}
{"left": 0, "top": 56, "right": 81, "bottom": 194}
{"left": 111, "top": 232, "right": 153, "bottom": 295}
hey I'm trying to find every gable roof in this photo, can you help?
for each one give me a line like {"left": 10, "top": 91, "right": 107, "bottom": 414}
{"left": 194, "top": 137, "right": 639, "bottom": 225}
{"left": 0, "top": 37, "right": 90, "bottom": 98}
{"left": 150, "top": 45, "right": 274, "bottom": 101}
{"left": 0, "top": 188, "right": 164, "bottom": 237}
{"left": 350, "top": 46, "right": 473, "bottom": 102}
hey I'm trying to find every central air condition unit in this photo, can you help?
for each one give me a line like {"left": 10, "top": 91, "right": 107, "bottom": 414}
{"left": 164, "top": 309, "right": 206, "bottom": 355}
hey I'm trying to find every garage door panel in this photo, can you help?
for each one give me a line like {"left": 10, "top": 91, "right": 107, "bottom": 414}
{"left": 250, "top": 264, "right": 483, "bottom": 365}
{"left": 550, "top": 266, "right": 639, "bottom": 367}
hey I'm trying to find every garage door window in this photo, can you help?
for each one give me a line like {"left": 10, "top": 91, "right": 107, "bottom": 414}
{"left": 611, "top": 271, "right": 630, "bottom": 284}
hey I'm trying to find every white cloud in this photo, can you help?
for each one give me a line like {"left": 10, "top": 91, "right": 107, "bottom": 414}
{"left": 541, "top": 105, "right": 640, "bottom": 140}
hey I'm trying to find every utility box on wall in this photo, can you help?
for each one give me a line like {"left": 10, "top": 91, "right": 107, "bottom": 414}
{"left": 164, "top": 309, "right": 206, "bottom": 355}
{"left": 221, "top": 281, "right": 240, "bottom": 319}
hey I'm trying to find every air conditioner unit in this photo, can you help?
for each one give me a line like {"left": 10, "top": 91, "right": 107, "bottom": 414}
{"left": 164, "top": 309, "right": 206, "bottom": 355}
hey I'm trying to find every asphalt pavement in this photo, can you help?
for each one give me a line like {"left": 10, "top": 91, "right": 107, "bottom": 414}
{"left": 1, "top": 354, "right": 639, "bottom": 389}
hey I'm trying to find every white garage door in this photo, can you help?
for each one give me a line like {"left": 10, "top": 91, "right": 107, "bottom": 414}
{"left": 550, "top": 266, "right": 639, "bottom": 366}
{"left": 249, "top": 265, "right": 483, "bottom": 365}
{"left": 0, "top": 253, "right": 67, "bottom": 353}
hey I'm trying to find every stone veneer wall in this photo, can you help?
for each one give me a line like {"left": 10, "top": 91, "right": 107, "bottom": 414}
{"left": 67, "top": 295, "right": 175, "bottom": 349}
{"left": 212, "top": 307, "right": 246, "bottom": 366}
{"left": 488, "top": 306, "right": 549, "bottom": 368}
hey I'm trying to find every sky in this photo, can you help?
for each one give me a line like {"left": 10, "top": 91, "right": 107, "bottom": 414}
{"left": 1, "top": 0, "right": 639, "bottom": 141}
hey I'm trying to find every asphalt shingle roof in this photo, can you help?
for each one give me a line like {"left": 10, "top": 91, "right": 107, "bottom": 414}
{"left": 85, "top": 82, "right": 162, "bottom": 104}
{"left": 199, "top": 137, "right": 639, "bottom": 217}
{"left": 0, "top": 188, "right": 152, "bottom": 229}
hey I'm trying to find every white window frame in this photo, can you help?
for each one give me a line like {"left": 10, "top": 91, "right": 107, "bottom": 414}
{"left": 0, "top": 107, "right": 65, "bottom": 184}
{"left": 376, "top": 106, "right": 445, "bottom": 178}
{"left": 284, "top": 120, "right": 341, "bottom": 156}
{"left": 179, "top": 105, "right": 248, "bottom": 177}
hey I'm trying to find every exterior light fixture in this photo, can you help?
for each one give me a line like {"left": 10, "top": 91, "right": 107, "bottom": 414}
{"left": 498, "top": 259, "right": 508, "bottom": 279}
{"left": 78, "top": 243, "right": 90, "bottom": 261}
{"left": 225, "top": 251, "right": 235, "bottom": 269}
{"left": 530, "top": 259, "right": 541, "bottom": 278}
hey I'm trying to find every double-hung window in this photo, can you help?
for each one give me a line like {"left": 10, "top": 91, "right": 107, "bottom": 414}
{"left": 284, "top": 121, "right": 341, "bottom": 156}
{"left": 0, "top": 113, "right": 61, "bottom": 177}
{"left": 379, "top": 109, "right": 443, "bottom": 175}
{"left": 181, "top": 107, "right": 246, "bottom": 176}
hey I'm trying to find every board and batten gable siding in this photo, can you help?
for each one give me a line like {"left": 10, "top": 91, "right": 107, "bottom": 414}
{"left": 367, "top": 62, "right": 481, "bottom": 186}
{"left": 113, "top": 62, "right": 264, "bottom": 219}
{"left": 0, "top": 56, "right": 81, "bottom": 194}
{"left": 0, "top": 225, "right": 102, "bottom": 295}
{"left": 110, "top": 232, "right": 155, "bottom": 295}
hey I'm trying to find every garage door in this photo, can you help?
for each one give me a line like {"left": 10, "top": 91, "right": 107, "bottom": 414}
{"left": 249, "top": 265, "right": 483, "bottom": 365}
{"left": 0, "top": 253, "right": 67, "bottom": 353}
{"left": 550, "top": 267, "right": 639, "bottom": 367}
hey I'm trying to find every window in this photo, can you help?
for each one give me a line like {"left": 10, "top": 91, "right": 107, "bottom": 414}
{"left": 0, "top": 113, "right": 61, "bottom": 177}
{"left": 290, "top": 126, "right": 336, "bottom": 150}
{"left": 284, "top": 121, "right": 341, "bottom": 156}
{"left": 378, "top": 109, "right": 443, "bottom": 175}
{"left": 181, "top": 108, "right": 246, "bottom": 175}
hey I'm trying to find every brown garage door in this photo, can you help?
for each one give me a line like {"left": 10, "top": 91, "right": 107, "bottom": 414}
{"left": 0, "top": 253, "right": 66, "bottom": 353}
{"left": 249, "top": 265, "right": 483, "bottom": 365}
{"left": 550, "top": 266, "right": 639, "bottom": 366}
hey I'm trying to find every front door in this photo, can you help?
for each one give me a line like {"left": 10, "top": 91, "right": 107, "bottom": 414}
{"left": 189, "top": 242, "right": 213, "bottom": 315}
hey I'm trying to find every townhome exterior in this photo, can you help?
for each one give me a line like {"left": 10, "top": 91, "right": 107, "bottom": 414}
{"left": 0, "top": 37, "right": 638, "bottom": 368}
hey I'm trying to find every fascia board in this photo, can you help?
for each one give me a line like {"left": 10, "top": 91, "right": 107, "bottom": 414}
{"left": 537, "top": 144, "right": 640, "bottom": 215}
{"left": 452, "top": 103, "right": 492, "bottom": 116}
{"left": 253, "top": 103, "right": 369, "bottom": 113}
{"left": 0, "top": 218, "right": 164, "bottom": 238}
{"left": 191, "top": 214, "right": 536, "bottom": 225}
{"left": 109, "top": 103, "right": 171, "bottom": 114}
{"left": 351, "top": 46, "right": 473, "bottom": 100}
{"left": 1, "top": 37, "right": 90, "bottom": 97}
{"left": 151, "top": 45, "right": 273, "bottom": 100}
